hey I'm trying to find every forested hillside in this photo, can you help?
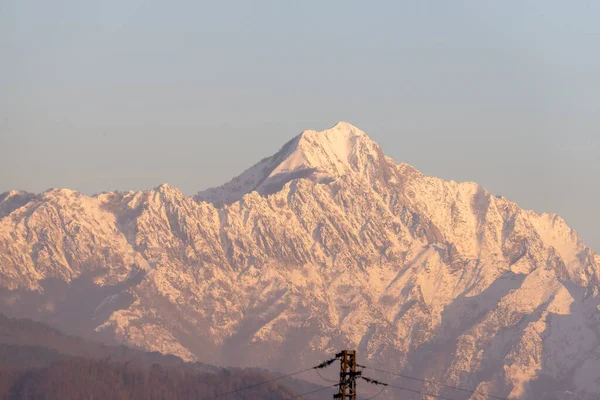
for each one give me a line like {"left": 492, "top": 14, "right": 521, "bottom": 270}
{"left": 0, "top": 314, "right": 320, "bottom": 399}
{"left": 0, "top": 357, "right": 297, "bottom": 400}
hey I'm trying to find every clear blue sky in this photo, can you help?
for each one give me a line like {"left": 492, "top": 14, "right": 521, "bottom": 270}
{"left": 1, "top": 1, "right": 599, "bottom": 250}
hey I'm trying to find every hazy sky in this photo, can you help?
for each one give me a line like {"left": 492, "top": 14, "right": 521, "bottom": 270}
{"left": 1, "top": 1, "right": 599, "bottom": 250}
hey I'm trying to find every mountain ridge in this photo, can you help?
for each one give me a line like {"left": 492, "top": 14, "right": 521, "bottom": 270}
{"left": 1, "top": 123, "right": 599, "bottom": 399}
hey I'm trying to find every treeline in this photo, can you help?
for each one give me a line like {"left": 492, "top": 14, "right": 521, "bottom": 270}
{"left": 0, "top": 357, "right": 296, "bottom": 399}
{"left": 0, "top": 314, "right": 325, "bottom": 399}
{"left": 0, "top": 314, "right": 197, "bottom": 370}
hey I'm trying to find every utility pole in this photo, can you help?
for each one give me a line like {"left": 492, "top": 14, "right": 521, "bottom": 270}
{"left": 334, "top": 350, "right": 358, "bottom": 399}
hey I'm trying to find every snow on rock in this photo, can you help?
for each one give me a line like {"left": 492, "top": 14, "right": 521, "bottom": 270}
{"left": 1, "top": 123, "right": 599, "bottom": 399}
{"left": 194, "top": 122, "right": 382, "bottom": 205}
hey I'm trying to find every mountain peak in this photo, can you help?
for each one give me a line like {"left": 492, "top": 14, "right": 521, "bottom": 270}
{"left": 286, "top": 122, "right": 373, "bottom": 173}
{"left": 154, "top": 183, "right": 175, "bottom": 192}
{"left": 328, "top": 121, "right": 365, "bottom": 134}
{"left": 153, "top": 183, "right": 185, "bottom": 201}
{"left": 333, "top": 120, "right": 357, "bottom": 128}
{"left": 297, "top": 121, "right": 366, "bottom": 143}
{"left": 195, "top": 122, "right": 383, "bottom": 205}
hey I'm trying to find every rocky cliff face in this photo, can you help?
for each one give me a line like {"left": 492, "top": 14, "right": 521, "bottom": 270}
{"left": 1, "top": 122, "right": 599, "bottom": 399}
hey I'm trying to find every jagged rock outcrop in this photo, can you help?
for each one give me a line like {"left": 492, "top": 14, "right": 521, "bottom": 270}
{"left": 1, "top": 122, "right": 599, "bottom": 399}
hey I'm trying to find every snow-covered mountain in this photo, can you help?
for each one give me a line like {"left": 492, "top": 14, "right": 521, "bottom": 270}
{"left": 195, "top": 122, "right": 383, "bottom": 205}
{"left": 1, "top": 122, "right": 599, "bottom": 399}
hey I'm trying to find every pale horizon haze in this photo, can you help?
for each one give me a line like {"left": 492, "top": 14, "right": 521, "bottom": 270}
{"left": 1, "top": 1, "right": 599, "bottom": 250}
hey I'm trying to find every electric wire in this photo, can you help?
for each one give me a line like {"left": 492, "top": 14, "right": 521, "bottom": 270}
{"left": 202, "top": 366, "right": 316, "bottom": 399}
{"left": 201, "top": 355, "right": 340, "bottom": 399}
{"left": 364, "top": 386, "right": 387, "bottom": 399}
{"left": 361, "top": 365, "right": 508, "bottom": 400}
{"left": 361, "top": 376, "right": 457, "bottom": 400}
{"left": 290, "top": 383, "right": 338, "bottom": 399}
{"left": 315, "top": 368, "right": 338, "bottom": 383}
{"left": 202, "top": 352, "right": 599, "bottom": 400}
{"left": 383, "top": 382, "right": 459, "bottom": 400}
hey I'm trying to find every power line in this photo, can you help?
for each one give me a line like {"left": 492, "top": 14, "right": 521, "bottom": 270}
{"left": 383, "top": 382, "right": 459, "bottom": 400}
{"left": 201, "top": 350, "right": 600, "bottom": 400}
{"left": 202, "top": 366, "right": 317, "bottom": 400}
{"left": 362, "top": 376, "right": 457, "bottom": 400}
{"left": 201, "top": 355, "right": 340, "bottom": 399}
{"left": 291, "top": 383, "right": 338, "bottom": 399}
{"left": 315, "top": 368, "right": 338, "bottom": 383}
{"left": 364, "top": 366, "right": 600, "bottom": 399}
{"left": 361, "top": 365, "right": 508, "bottom": 400}
{"left": 364, "top": 386, "right": 387, "bottom": 399}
